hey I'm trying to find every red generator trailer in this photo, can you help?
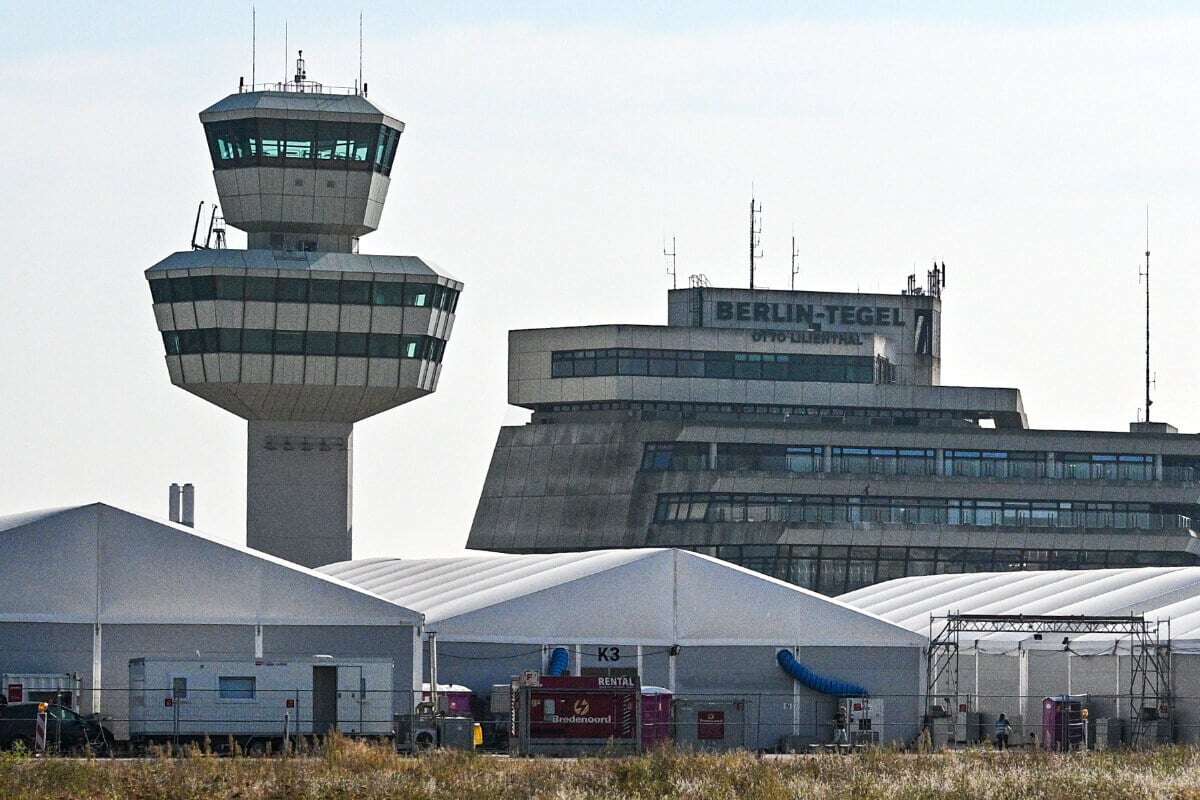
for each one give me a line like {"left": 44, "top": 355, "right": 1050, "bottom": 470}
{"left": 510, "top": 673, "right": 641, "bottom": 756}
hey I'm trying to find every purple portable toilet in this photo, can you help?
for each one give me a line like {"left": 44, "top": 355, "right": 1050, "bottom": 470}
{"left": 423, "top": 683, "right": 475, "bottom": 716}
{"left": 1042, "top": 695, "right": 1084, "bottom": 751}
{"left": 642, "top": 686, "right": 673, "bottom": 748}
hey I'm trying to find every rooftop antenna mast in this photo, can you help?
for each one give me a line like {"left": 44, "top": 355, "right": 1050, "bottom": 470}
{"left": 749, "top": 191, "right": 763, "bottom": 289}
{"left": 664, "top": 235, "right": 677, "bottom": 290}
{"left": 358, "top": 11, "right": 363, "bottom": 93}
{"left": 251, "top": 5, "right": 256, "bottom": 87}
{"left": 1139, "top": 206, "right": 1153, "bottom": 422}
{"left": 283, "top": 21, "right": 287, "bottom": 85}
{"left": 790, "top": 229, "right": 800, "bottom": 290}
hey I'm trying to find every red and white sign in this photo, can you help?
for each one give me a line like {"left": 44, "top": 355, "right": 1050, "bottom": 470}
{"left": 34, "top": 708, "right": 48, "bottom": 754}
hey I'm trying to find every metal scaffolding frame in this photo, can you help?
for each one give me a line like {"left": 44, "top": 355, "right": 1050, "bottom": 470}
{"left": 926, "top": 613, "right": 1170, "bottom": 746}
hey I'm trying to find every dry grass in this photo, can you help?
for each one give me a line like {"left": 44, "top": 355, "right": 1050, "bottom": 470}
{"left": 5, "top": 738, "right": 1200, "bottom": 799}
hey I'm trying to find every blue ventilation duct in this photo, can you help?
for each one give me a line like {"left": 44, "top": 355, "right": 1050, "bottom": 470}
{"left": 546, "top": 647, "right": 571, "bottom": 677}
{"left": 776, "top": 649, "right": 868, "bottom": 697}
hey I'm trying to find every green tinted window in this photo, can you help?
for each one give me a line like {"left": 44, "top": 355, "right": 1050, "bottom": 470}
{"left": 178, "top": 330, "right": 205, "bottom": 355}
{"left": 400, "top": 335, "right": 422, "bottom": 358}
{"left": 284, "top": 119, "right": 316, "bottom": 160}
{"left": 338, "top": 332, "right": 368, "bottom": 356}
{"left": 170, "top": 277, "right": 193, "bottom": 302}
{"left": 372, "top": 281, "right": 405, "bottom": 306}
{"left": 256, "top": 118, "right": 286, "bottom": 159}
{"left": 244, "top": 277, "right": 275, "bottom": 302}
{"left": 276, "top": 278, "right": 308, "bottom": 303}
{"left": 215, "top": 276, "right": 244, "bottom": 300}
{"left": 305, "top": 331, "right": 337, "bottom": 355}
{"left": 340, "top": 280, "right": 372, "bottom": 305}
{"left": 316, "top": 122, "right": 349, "bottom": 160}
{"left": 347, "top": 123, "right": 377, "bottom": 163}
{"left": 190, "top": 276, "right": 217, "bottom": 301}
{"left": 218, "top": 329, "right": 241, "bottom": 352}
{"left": 309, "top": 280, "right": 340, "bottom": 303}
{"left": 149, "top": 280, "right": 172, "bottom": 303}
{"left": 274, "top": 331, "right": 305, "bottom": 354}
{"left": 242, "top": 330, "right": 273, "bottom": 353}
{"left": 403, "top": 283, "right": 432, "bottom": 307}
{"left": 369, "top": 333, "right": 401, "bottom": 358}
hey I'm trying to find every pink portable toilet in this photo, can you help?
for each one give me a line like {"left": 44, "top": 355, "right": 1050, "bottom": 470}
{"left": 642, "top": 686, "right": 673, "bottom": 748}
{"left": 422, "top": 683, "right": 475, "bottom": 716}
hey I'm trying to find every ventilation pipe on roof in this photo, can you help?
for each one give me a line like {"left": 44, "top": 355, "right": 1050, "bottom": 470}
{"left": 776, "top": 649, "right": 868, "bottom": 697}
{"left": 168, "top": 483, "right": 182, "bottom": 523}
{"left": 181, "top": 483, "right": 195, "bottom": 528}
{"left": 546, "top": 647, "right": 570, "bottom": 677}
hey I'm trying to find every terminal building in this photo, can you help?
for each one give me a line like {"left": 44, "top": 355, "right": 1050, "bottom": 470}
{"left": 467, "top": 269, "right": 1200, "bottom": 594}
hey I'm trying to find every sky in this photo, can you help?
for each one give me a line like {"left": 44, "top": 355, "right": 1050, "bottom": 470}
{"left": 2, "top": 2, "right": 1200, "bottom": 558}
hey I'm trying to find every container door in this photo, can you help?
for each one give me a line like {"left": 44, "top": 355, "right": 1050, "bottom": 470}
{"left": 313, "top": 667, "right": 338, "bottom": 735}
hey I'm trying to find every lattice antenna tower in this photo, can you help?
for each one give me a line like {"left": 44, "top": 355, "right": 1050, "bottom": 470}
{"left": 790, "top": 230, "right": 800, "bottom": 291}
{"left": 749, "top": 192, "right": 763, "bottom": 289}
{"left": 663, "top": 235, "right": 678, "bottom": 290}
{"left": 1138, "top": 206, "right": 1153, "bottom": 422}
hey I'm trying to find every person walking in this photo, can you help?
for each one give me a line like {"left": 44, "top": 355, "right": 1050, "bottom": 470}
{"left": 994, "top": 713, "right": 1012, "bottom": 750}
{"left": 833, "top": 706, "right": 849, "bottom": 746}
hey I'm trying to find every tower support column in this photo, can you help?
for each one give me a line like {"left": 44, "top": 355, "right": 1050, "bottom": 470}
{"left": 246, "top": 420, "right": 354, "bottom": 567}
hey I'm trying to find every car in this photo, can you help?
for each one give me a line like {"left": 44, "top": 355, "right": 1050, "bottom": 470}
{"left": 0, "top": 702, "right": 113, "bottom": 754}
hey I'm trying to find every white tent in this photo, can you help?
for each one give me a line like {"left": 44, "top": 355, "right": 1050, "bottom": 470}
{"left": 0, "top": 503, "right": 425, "bottom": 734}
{"left": 320, "top": 548, "right": 922, "bottom": 647}
{"left": 840, "top": 567, "right": 1200, "bottom": 653}
{"left": 0, "top": 503, "right": 420, "bottom": 627}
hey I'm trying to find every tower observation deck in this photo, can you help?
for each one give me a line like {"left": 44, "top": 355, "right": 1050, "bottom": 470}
{"left": 146, "top": 61, "right": 462, "bottom": 567}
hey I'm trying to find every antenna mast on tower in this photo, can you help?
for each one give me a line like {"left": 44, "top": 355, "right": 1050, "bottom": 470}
{"left": 1139, "top": 206, "right": 1153, "bottom": 422}
{"left": 749, "top": 193, "right": 763, "bottom": 289}
{"left": 790, "top": 232, "right": 800, "bottom": 290}
{"left": 664, "top": 236, "right": 677, "bottom": 290}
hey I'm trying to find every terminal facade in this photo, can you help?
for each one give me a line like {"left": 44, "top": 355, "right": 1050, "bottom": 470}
{"left": 467, "top": 272, "right": 1200, "bottom": 594}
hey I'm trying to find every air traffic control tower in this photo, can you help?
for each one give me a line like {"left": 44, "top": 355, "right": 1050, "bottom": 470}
{"left": 146, "top": 57, "right": 462, "bottom": 567}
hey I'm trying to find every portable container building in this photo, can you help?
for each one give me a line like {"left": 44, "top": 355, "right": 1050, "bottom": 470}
{"left": 128, "top": 657, "right": 394, "bottom": 743}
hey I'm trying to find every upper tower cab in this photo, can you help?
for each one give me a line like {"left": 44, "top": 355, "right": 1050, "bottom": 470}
{"left": 199, "top": 53, "right": 403, "bottom": 254}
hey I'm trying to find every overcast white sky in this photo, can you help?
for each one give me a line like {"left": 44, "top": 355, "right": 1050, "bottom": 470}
{"left": 3, "top": 2, "right": 1200, "bottom": 558}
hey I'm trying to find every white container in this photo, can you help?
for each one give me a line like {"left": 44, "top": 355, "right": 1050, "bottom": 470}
{"left": 2, "top": 673, "right": 81, "bottom": 711}
{"left": 128, "top": 657, "right": 393, "bottom": 740}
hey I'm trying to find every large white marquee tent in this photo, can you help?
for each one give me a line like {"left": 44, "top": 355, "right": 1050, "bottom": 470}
{"left": 840, "top": 567, "right": 1200, "bottom": 653}
{"left": 322, "top": 548, "right": 926, "bottom": 748}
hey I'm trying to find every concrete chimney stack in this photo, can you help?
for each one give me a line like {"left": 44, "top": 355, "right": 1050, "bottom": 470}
{"left": 181, "top": 483, "right": 195, "bottom": 528}
{"left": 169, "top": 483, "right": 182, "bottom": 523}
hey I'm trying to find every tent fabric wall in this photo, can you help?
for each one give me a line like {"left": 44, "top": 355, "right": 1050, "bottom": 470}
{"left": 324, "top": 548, "right": 926, "bottom": 748}
{"left": 322, "top": 549, "right": 924, "bottom": 648}
{"left": 840, "top": 567, "right": 1200, "bottom": 653}
{"left": 0, "top": 503, "right": 424, "bottom": 735}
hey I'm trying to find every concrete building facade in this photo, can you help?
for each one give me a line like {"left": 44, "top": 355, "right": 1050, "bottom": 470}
{"left": 146, "top": 66, "right": 462, "bottom": 567}
{"left": 468, "top": 275, "right": 1200, "bottom": 594}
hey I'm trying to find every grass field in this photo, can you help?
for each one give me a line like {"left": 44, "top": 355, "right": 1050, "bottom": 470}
{"left": 5, "top": 739, "right": 1200, "bottom": 799}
